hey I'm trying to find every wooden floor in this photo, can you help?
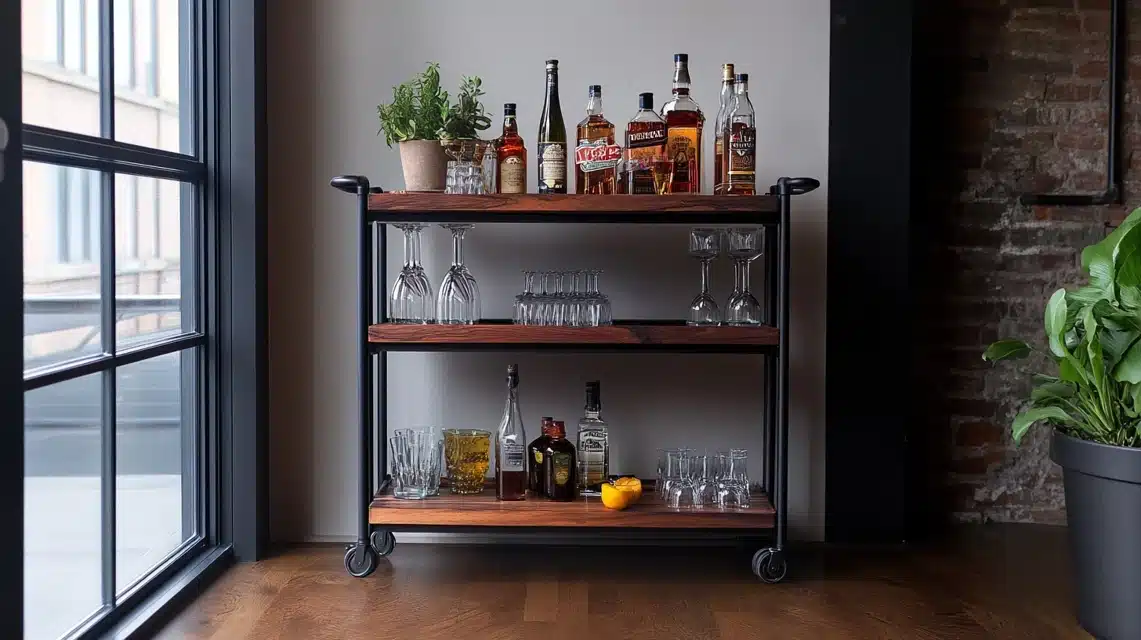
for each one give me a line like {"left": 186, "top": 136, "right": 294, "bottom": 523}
{"left": 157, "top": 525, "right": 1089, "bottom": 639}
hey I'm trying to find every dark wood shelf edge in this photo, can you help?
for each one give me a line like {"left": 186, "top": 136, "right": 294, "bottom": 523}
{"left": 366, "top": 322, "right": 780, "bottom": 347}
{"left": 367, "top": 192, "right": 781, "bottom": 214}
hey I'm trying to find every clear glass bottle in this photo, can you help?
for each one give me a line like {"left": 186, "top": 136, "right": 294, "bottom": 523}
{"left": 576, "top": 381, "right": 609, "bottom": 495}
{"left": 495, "top": 364, "right": 527, "bottom": 501}
{"left": 726, "top": 73, "right": 757, "bottom": 196}
{"left": 713, "top": 63, "right": 735, "bottom": 195}
{"left": 660, "top": 53, "right": 704, "bottom": 194}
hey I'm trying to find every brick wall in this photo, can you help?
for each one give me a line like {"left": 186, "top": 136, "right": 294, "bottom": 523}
{"left": 920, "top": 0, "right": 1141, "bottom": 523}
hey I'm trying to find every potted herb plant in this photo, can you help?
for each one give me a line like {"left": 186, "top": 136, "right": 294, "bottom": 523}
{"left": 984, "top": 207, "right": 1141, "bottom": 639}
{"left": 377, "top": 63, "right": 491, "bottom": 192}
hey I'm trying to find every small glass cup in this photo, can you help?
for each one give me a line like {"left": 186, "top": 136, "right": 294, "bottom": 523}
{"left": 717, "top": 448, "right": 750, "bottom": 508}
{"left": 443, "top": 429, "right": 491, "bottom": 495}
{"left": 389, "top": 428, "right": 442, "bottom": 500}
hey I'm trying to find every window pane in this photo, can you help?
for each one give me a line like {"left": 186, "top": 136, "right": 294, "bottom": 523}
{"left": 117, "top": 350, "right": 196, "bottom": 592}
{"left": 25, "top": 372, "right": 103, "bottom": 640}
{"left": 24, "top": 162, "right": 103, "bottom": 373}
{"left": 115, "top": 0, "right": 192, "bottom": 154}
{"left": 116, "top": 175, "right": 190, "bottom": 349}
{"left": 21, "top": 0, "right": 101, "bottom": 135}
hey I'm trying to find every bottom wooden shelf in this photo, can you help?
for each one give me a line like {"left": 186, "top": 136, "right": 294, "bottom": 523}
{"left": 369, "top": 485, "right": 774, "bottom": 529}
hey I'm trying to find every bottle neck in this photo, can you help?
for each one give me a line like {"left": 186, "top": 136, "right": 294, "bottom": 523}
{"left": 502, "top": 115, "right": 518, "bottom": 136}
{"left": 720, "top": 80, "right": 735, "bottom": 104}
{"left": 735, "top": 81, "right": 749, "bottom": 97}
{"left": 585, "top": 95, "right": 603, "bottom": 117}
{"left": 672, "top": 64, "right": 691, "bottom": 95}
{"left": 545, "top": 72, "right": 559, "bottom": 102}
{"left": 584, "top": 407, "right": 600, "bottom": 420}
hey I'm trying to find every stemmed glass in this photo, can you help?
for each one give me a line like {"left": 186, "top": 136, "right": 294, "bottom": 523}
{"left": 725, "top": 228, "right": 765, "bottom": 326}
{"left": 436, "top": 224, "right": 480, "bottom": 324}
{"left": 513, "top": 271, "right": 536, "bottom": 324}
{"left": 390, "top": 223, "right": 434, "bottom": 323}
{"left": 585, "top": 270, "right": 612, "bottom": 326}
{"left": 688, "top": 228, "right": 721, "bottom": 325}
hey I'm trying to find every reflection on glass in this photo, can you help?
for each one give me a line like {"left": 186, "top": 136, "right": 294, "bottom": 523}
{"left": 21, "top": 0, "right": 101, "bottom": 135}
{"left": 115, "top": 174, "right": 188, "bottom": 349}
{"left": 117, "top": 350, "right": 195, "bottom": 592}
{"left": 25, "top": 373, "right": 102, "bottom": 640}
{"left": 114, "top": 0, "right": 190, "bottom": 153}
{"left": 23, "top": 162, "right": 103, "bottom": 373}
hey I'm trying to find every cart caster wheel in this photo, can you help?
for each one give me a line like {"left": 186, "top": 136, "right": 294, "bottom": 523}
{"left": 752, "top": 548, "right": 788, "bottom": 584}
{"left": 370, "top": 529, "right": 396, "bottom": 557}
{"left": 344, "top": 542, "right": 377, "bottom": 578}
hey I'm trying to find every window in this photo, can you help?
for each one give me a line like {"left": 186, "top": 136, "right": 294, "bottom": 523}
{"left": 20, "top": 0, "right": 211, "bottom": 637}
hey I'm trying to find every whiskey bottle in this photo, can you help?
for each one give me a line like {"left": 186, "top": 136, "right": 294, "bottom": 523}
{"left": 497, "top": 103, "right": 527, "bottom": 194}
{"left": 726, "top": 74, "right": 757, "bottom": 196}
{"left": 660, "top": 54, "right": 704, "bottom": 194}
{"left": 527, "top": 416, "right": 555, "bottom": 496}
{"left": 537, "top": 60, "right": 568, "bottom": 194}
{"left": 574, "top": 85, "right": 620, "bottom": 194}
{"left": 713, "top": 63, "right": 735, "bottom": 195}
{"left": 495, "top": 364, "right": 528, "bottom": 501}
{"left": 624, "top": 93, "right": 668, "bottom": 195}
{"left": 542, "top": 420, "right": 577, "bottom": 501}
{"left": 576, "top": 381, "right": 609, "bottom": 495}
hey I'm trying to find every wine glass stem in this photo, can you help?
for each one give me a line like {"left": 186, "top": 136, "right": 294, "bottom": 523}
{"left": 740, "top": 260, "right": 751, "bottom": 294}
{"left": 732, "top": 260, "right": 743, "bottom": 294}
{"left": 403, "top": 229, "right": 414, "bottom": 269}
{"left": 410, "top": 228, "right": 423, "bottom": 267}
{"left": 699, "top": 259, "right": 712, "bottom": 296}
{"left": 451, "top": 230, "right": 466, "bottom": 267}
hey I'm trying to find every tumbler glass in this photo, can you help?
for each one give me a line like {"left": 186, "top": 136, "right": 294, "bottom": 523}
{"left": 437, "top": 224, "right": 480, "bottom": 324}
{"left": 390, "top": 223, "right": 434, "bottom": 323}
{"left": 693, "top": 454, "right": 718, "bottom": 507}
{"left": 717, "top": 448, "right": 751, "bottom": 508}
{"left": 443, "top": 429, "right": 491, "bottom": 494}
{"left": 389, "top": 428, "right": 442, "bottom": 499}
{"left": 667, "top": 449, "right": 700, "bottom": 509}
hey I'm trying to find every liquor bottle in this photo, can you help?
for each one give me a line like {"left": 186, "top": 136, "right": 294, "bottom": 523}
{"left": 713, "top": 63, "right": 735, "bottom": 195}
{"left": 495, "top": 364, "right": 528, "bottom": 501}
{"left": 527, "top": 416, "right": 555, "bottom": 496}
{"left": 542, "top": 420, "right": 577, "bottom": 501}
{"left": 660, "top": 53, "right": 704, "bottom": 194}
{"left": 574, "top": 85, "right": 620, "bottom": 195}
{"left": 497, "top": 103, "right": 527, "bottom": 194}
{"left": 726, "top": 74, "right": 757, "bottom": 196}
{"left": 576, "top": 381, "right": 609, "bottom": 495}
{"left": 537, "top": 60, "right": 568, "bottom": 194}
{"left": 624, "top": 93, "right": 669, "bottom": 195}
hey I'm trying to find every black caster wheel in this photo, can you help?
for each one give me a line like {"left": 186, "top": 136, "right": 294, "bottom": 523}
{"left": 344, "top": 542, "right": 378, "bottom": 578}
{"left": 752, "top": 548, "right": 788, "bottom": 584}
{"left": 370, "top": 529, "right": 396, "bottom": 557}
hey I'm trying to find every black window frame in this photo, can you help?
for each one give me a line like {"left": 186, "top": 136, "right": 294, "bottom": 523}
{"left": 0, "top": 0, "right": 266, "bottom": 637}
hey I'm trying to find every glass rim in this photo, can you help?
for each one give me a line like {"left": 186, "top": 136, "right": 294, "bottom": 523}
{"left": 443, "top": 428, "right": 491, "bottom": 437}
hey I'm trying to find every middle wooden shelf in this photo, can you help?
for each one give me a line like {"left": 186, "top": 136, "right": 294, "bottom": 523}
{"left": 366, "top": 321, "right": 779, "bottom": 353}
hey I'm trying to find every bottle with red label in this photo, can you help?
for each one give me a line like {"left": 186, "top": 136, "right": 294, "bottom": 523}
{"left": 574, "top": 85, "right": 620, "bottom": 194}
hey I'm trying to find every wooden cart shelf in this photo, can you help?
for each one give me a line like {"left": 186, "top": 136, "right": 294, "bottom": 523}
{"left": 370, "top": 488, "right": 775, "bottom": 529}
{"left": 367, "top": 322, "right": 779, "bottom": 352}
{"left": 365, "top": 193, "right": 781, "bottom": 224}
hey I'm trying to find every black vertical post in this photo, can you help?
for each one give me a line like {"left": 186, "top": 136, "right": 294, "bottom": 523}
{"left": 357, "top": 180, "right": 374, "bottom": 545}
{"left": 375, "top": 194, "right": 387, "bottom": 487}
{"left": 764, "top": 222, "right": 778, "bottom": 497}
{"left": 99, "top": 0, "right": 118, "bottom": 604}
{"left": 774, "top": 178, "right": 793, "bottom": 551}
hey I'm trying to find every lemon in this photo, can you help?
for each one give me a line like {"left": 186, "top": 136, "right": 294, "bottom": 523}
{"left": 601, "top": 478, "right": 642, "bottom": 510}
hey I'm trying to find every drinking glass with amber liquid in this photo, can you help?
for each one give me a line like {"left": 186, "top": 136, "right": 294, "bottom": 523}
{"left": 444, "top": 429, "right": 491, "bottom": 494}
{"left": 651, "top": 159, "right": 675, "bottom": 195}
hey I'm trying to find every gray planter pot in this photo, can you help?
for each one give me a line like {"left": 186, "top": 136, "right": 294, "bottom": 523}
{"left": 397, "top": 140, "right": 447, "bottom": 192}
{"left": 1051, "top": 430, "right": 1141, "bottom": 639}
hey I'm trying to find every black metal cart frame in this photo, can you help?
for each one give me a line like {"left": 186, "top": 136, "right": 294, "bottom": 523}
{"left": 331, "top": 175, "right": 819, "bottom": 582}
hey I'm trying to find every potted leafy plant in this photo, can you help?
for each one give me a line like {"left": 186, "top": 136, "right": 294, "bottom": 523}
{"left": 984, "top": 207, "right": 1141, "bottom": 639}
{"left": 377, "top": 63, "right": 491, "bottom": 192}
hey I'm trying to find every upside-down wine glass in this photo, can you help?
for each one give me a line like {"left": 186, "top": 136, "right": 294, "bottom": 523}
{"left": 436, "top": 224, "right": 480, "bottom": 324}
{"left": 390, "top": 223, "right": 434, "bottom": 323}
{"left": 725, "top": 228, "right": 764, "bottom": 326}
{"left": 514, "top": 271, "right": 536, "bottom": 324}
{"left": 688, "top": 228, "right": 721, "bottom": 325}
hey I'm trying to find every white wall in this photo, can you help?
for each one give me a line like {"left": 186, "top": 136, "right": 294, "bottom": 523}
{"left": 268, "top": 0, "right": 829, "bottom": 542}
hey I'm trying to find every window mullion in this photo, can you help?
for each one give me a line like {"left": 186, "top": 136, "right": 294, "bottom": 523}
{"left": 99, "top": 0, "right": 115, "bottom": 139}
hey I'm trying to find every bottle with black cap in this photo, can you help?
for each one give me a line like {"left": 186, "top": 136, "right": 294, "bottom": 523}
{"left": 537, "top": 60, "right": 567, "bottom": 194}
{"left": 624, "top": 92, "right": 668, "bottom": 195}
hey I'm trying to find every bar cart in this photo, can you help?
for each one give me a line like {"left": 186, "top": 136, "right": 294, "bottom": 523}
{"left": 330, "top": 175, "right": 819, "bottom": 583}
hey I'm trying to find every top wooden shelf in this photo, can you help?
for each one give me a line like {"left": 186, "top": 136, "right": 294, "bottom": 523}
{"left": 365, "top": 193, "right": 781, "bottom": 225}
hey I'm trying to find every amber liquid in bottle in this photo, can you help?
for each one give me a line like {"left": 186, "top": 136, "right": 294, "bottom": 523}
{"left": 542, "top": 421, "right": 577, "bottom": 501}
{"left": 726, "top": 74, "right": 757, "bottom": 196}
{"left": 713, "top": 63, "right": 735, "bottom": 195}
{"left": 527, "top": 417, "right": 554, "bottom": 496}
{"left": 625, "top": 93, "right": 669, "bottom": 195}
{"left": 495, "top": 364, "right": 528, "bottom": 501}
{"left": 575, "top": 85, "right": 618, "bottom": 194}
{"left": 497, "top": 103, "right": 527, "bottom": 194}
{"left": 661, "top": 53, "right": 704, "bottom": 194}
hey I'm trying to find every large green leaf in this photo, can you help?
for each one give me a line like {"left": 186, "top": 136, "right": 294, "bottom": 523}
{"left": 1031, "top": 381, "right": 1076, "bottom": 403}
{"left": 1101, "top": 329, "right": 1138, "bottom": 367}
{"left": 1045, "top": 289, "right": 1069, "bottom": 358}
{"left": 982, "top": 340, "right": 1031, "bottom": 362}
{"left": 1069, "top": 285, "right": 1111, "bottom": 307}
{"left": 1012, "top": 406, "right": 1075, "bottom": 445}
{"left": 1114, "top": 223, "right": 1141, "bottom": 289}
{"left": 1115, "top": 338, "right": 1141, "bottom": 383}
{"left": 1121, "top": 286, "right": 1141, "bottom": 312}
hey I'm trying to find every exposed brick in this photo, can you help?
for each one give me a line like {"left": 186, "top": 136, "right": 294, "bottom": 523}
{"left": 957, "top": 421, "right": 1005, "bottom": 447}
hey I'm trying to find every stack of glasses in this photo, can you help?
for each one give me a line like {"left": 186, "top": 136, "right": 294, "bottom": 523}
{"left": 390, "top": 223, "right": 482, "bottom": 325}
{"left": 513, "top": 270, "right": 613, "bottom": 327}
{"left": 687, "top": 228, "right": 766, "bottom": 326}
{"left": 389, "top": 428, "right": 443, "bottom": 500}
{"left": 656, "top": 448, "right": 750, "bottom": 509}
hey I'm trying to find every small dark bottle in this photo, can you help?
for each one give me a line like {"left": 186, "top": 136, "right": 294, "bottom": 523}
{"left": 543, "top": 420, "right": 577, "bottom": 501}
{"left": 527, "top": 417, "right": 555, "bottom": 496}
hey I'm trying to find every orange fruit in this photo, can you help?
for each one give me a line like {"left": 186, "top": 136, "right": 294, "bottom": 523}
{"left": 601, "top": 478, "right": 642, "bottom": 510}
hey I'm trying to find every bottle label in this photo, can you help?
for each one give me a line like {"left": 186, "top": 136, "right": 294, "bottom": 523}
{"left": 502, "top": 443, "right": 526, "bottom": 472}
{"left": 534, "top": 450, "right": 544, "bottom": 465}
{"left": 499, "top": 155, "right": 526, "bottom": 193}
{"left": 728, "top": 126, "right": 756, "bottom": 174}
{"left": 538, "top": 143, "right": 566, "bottom": 190}
{"left": 627, "top": 127, "right": 666, "bottom": 149}
{"left": 666, "top": 126, "right": 699, "bottom": 189}
{"left": 553, "top": 452, "right": 571, "bottom": 486}
{"left": 626, "top": 125, "right": 666, "bottom": 195}
{"left": 575, "top": 139, "right": 622, "bottom": 172}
